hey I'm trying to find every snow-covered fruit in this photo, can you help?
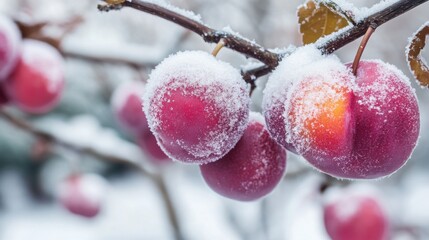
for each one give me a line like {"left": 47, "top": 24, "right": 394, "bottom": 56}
{"left": 263, "top": 46, "right": 419, "bottom": 179}
{"left": 59, "top": 174, "right": 107, "bottom": 218}
{"left": 0, "top": 15, "right": 20, "bottom": 80}
{"left": 144, "top": 51, "right": 250, "bottom": 164}
{"left": 200, "top": 112, "right": 286, "bottom": 201}
{"left": 111, "top": 81, "right": 150, "bottom": 133}
{"left": 324, "top": 192, "right": 389, "bottom": 240}
{"left": 4, "top": 40, "right": 64, "bottom": 114}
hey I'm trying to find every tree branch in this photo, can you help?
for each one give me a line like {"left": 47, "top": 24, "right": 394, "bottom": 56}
{"left": 99, "top": 0, "right": 429, "bottom": 82}
{"left": 99, "top": 0, "right": 280, "bottom": 68}
{"left": 0, "top": 109, "right": 184, "bottom": 240}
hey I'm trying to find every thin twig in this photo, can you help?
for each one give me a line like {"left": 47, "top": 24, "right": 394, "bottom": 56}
{"left": 99, "top": 0, "right": 280, "bottom": 68}
{"left": 98, "top": 0, "right": 428, "bottom": 83}
{"left": 0, "top": 109, "right": 184, "bottom": 240}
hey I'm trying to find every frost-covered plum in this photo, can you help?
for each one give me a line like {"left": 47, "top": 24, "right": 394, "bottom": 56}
{"left": 303, "top": 60, "right": 419, "bottom": 179}
{"left": 4, "top": 40, "right": 64, "bottom": 114}
{"left": 200, "top": 112, "right": 286, "bottom": 201}
{"left": 111, "top": 81, "right": 149, "bottom": 133}
{"left": 264, "top": 46, "right": 419, "bottom": 179}
{"left": 136, "top": 130, "right": 171, "bottom": 164}
{"left": 144, "top": 51, "right": 250, "bottom": 164}
{"left": 324, "top": 193, "right": 389, "bottom": 240}
{"left": 59, "top": 174, "right": 107, "bottom": 218}
{"left": 0, "top": 15, "right": 20, "bottom": 80}
{"left": 345, "top": 60, "right": 419, "bottom": 178}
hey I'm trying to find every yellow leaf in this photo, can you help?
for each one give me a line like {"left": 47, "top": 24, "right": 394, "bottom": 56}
{"left": 298, "top": 0, "right": 350, "bottom": 45}
{"left": 407, "top": 22, "right": 429, "bottom": 88}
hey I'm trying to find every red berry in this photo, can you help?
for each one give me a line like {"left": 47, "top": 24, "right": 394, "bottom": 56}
{"left": 324, "top": 193, "right": 389, "bottom": 240}
{"left": 4, "top": 39, "right": 64, "bottom": 114}
{"left": 0, "top": 15, "right": 20, "bottom": 80}
{"left": 111, "top": 81, "right": 149, "bottom": 134}
{"left": 200, "top": 112, "right": 286, "bottom": 201}
{"left": 59, "top": 174, "right": 107, "bottom": 218}
{"left": 144, "top": 51, "right": 250, "bottom": 164}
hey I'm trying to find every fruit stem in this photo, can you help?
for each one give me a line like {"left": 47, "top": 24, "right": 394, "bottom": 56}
{"left": 352, "top": 25, "right": 376, "bottom": 75}
{"left": 211, "top": 38, "right": 226, "bottom": 57}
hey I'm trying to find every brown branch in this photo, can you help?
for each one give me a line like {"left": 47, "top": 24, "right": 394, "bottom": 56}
{"left": 99, "top": 0, "right": 280, "bottom": 68}
{"left": 0, "top": 109, "right": 184, "bottom": 240}
{"left": 99, "top": 0, "right": 428, "bottom": 82}
{"left": 246, "top": 0, "right": 429, "bottom": 80}
{"left": 319, "top": 0, "right": 429, "bottom": 53}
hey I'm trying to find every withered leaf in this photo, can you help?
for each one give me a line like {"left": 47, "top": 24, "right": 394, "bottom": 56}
{"left": 407, "top": 22, "right": 429, "bottom": 88}
{"left": 298, "top": 0, "right": 350, "bottom": 45}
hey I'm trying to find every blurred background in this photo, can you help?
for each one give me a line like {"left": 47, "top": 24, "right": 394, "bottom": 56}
{"left": 0, "top": 0, "right": 428, "bottom": 239}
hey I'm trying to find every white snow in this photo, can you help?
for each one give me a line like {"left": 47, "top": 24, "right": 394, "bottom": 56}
{"left": 139, "top": 0, "right": 203, "bottom": 23}
{"left": 248, "top": 111, "right": 265, "bottom": 125}
{"left": 318, "top": 0, "right": 401, "bottom": 23}
{"left": 62, "top": 40, "right": 168, "bottom": 66}
{"left": 36, "top": 115, "right": 153, "bottom": 171}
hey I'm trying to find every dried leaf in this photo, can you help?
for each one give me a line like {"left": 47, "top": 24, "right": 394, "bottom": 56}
{"left": 298, "top": 0, "right": 350, "bottom": 45}
{"left": 407, "top": 22, "right": 429, "bottom": 88}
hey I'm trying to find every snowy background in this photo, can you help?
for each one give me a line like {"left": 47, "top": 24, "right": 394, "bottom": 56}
{"left": 0, "top": 0, "right": 428, "bottom": 239}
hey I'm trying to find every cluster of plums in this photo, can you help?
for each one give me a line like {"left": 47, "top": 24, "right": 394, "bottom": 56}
{"left": 0, "top": 15, "right": 64, "bottom": 113}
{"left": 142, "top": 46, "right": 419, "bottom": 201}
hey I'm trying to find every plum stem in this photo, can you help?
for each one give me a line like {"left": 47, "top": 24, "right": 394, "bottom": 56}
{"left": 352, "top": 25, "right": 376, "bottom": 76}
{"left": 211, "top": 38, "right": 226, "bottom": 57}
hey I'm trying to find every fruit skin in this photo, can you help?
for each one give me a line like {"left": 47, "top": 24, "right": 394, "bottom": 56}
{"left": 59, "top": 174, "right": 106, "bottom": 218}
{"left": 324, "top": 194, "right": 389, "bottom": 240}
{"left": 4, "top": 40, "right": 64, "bottom": 114}
{"left": 287, "top": 74, "right": 354, "bottom": 160}
{"left": 144, "top": 51, "right": 249, "bottom": 164}
{"left": 303, "top": 60, "right": 419, "bottom": 179}
{"left": 264, "top": 98, "right": 298, "bottom": 153}
{"left": 136, "top": 130, "right": 170, "bottom": 164}
{"left": 0, "top": 15, "right": 21, "bottom": 80}
{"left": 200, "top": 113, "right": 286, "bottom": 201}
{"left": 111, "top": 81, "right": 149, "bottom": 134}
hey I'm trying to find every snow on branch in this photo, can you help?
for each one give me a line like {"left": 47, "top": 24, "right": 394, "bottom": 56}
{"left": 99, "top": 0, "right": 429, "bottom": 83}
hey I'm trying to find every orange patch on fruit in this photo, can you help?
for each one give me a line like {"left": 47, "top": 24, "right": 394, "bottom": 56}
{"left": 289, "top": 77, "right": 352, "bottom": 154}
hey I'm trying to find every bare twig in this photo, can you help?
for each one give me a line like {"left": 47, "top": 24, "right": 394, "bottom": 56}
{"left": 99, "top": 0, "right": 281, "bottom": 68}
{"left": 0, "top": 109, "right": 184, "bottom": 240}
